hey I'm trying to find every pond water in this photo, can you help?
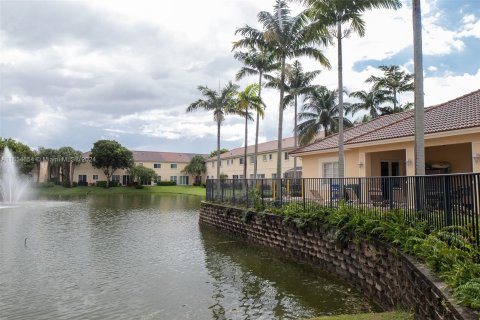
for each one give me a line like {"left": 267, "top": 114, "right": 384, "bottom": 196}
{"left": 0, "top": 194, "right": 379, "bottom": 319}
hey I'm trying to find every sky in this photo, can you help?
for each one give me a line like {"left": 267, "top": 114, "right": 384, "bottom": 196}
{"left": 1, "top": 0, "right": 479, "bottom": 154}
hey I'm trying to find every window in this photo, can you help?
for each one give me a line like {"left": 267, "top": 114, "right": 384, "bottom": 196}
{"left": 233, "top": 175, "right": 239, "bottom": 179}
{"left": 226, "top": 159, "right": 230, "bottom": 166}
{"left": 239, "top": 158, "right": 244, "bottom": 165}
{"left": 284, "top": 152, "right": 289, "bottom": 160}
{"left": 112, "top": 175, "right": 120, "bottom": 182}
{"left": 93, "top": 175, "right": 98, "bottom": 180}
{"left": 78, "top": 175, "right": 87, "bottom": 182}
{"left": 323, "top": 162, "right": 339, "bottom": 179}
{"left": 170, "top": 176, "right": 177, "bottom": 182}
{"left": 249, "top": 156, "right": 255, "bottom": 164}
{"left": 239, "top": 175, "right": 244, "bottom": 179}
{"left": 271, "top": 173, "right": 277, "bottom": 179}
{"left": 269, "top": 154, "right": 273, "bottom": 160}
{"left": 263, "top": 155, "right": 267, "bottom": 161}
{"left": 257, "top": 174, "right": 265, "bottom": 179}
{"left": 154, "top": 163, "right": 161, "bottom": 168}
{"left": 179, "top": 176, "right": 189, "bottom": 185}
{"left": 170, "top": 163, "right": 177, "bottom": 169}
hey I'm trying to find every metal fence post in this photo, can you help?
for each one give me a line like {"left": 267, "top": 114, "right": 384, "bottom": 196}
{"left": 232, "top": 179, "right": 235, "bottom": 203}
{"left": 444, "top": 175, "right": 452, "bottom": 226}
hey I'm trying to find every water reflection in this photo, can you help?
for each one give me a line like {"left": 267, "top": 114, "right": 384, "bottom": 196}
{"left": 0, "top": 194, "right": 377, "bottom": 320}
{"left": 200, "top": 226, "right": 379, "bottom": 319}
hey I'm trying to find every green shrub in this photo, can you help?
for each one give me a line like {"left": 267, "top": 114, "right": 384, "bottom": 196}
{"left": 157, "top": 181, "right": 176, "bottom": 186}
{"left": 96, "top": 181, "right": 118, "bottom": 188}
{"left": 35, "top": 182, "right": 55, "bottom": 188}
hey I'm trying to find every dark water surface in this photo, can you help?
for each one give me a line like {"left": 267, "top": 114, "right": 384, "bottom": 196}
{"left": 0, "top": 194, "right": 378, "bottom": 319}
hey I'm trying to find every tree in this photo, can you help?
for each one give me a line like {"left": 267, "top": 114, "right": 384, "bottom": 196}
{"left": 366, "top": 65, "right": 414, "bottom": 112}
{"left": 236, "top": 83, "right": 264, "bottom": 179}
{"left": 0, "top": 138, "right": 35, "bottom": 175}
{"left": 187, "top": 82, "right": 239, "bottom": 180}
{"left": 90, "top": 140, "right": 134, "bottom": 188}
{"left": 300, "top": 0, "right": 402, "bottom": 178}
{"left": 413, "top": 0, "right": 425, "bottom": 176}
{"left": 297, "top": 86, "right": 353, "bottom": 146}
{"left": 266, "top": 60, "right": 320, "bottom": 178}
{"left": 234, "top": 0, "right": 329, "bottom": 197}
{"left": 209, "top": 148, "right": 229, "bottom": 158}
{"left": 347, "top": 88, "right": 394, "bottom": 118}
{"left": 57, "top": 146, "right": 82, "bottom": 187}
{"left": 234, "top": 49, "right": 279, "bottom": 178}
{"left": 127, "top": 165, "right": 158, "bottom": 186}
{"left": 182, "top": 155, "right": 207, "bottom": 185}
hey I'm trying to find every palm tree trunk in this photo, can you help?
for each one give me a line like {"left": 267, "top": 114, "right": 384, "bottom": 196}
{"left": 276, "top": 57, "right": 286, "bottom": 199}
{"left": 293, "top": 94, "right": 298, "bottom": 179}
{"left": 243, "top": 113, "right": 248, "bottom": 179}
{"left": 413, "top": 0, "right": 425, "bottom": 176}
{"left": 337, "top": 20, "right": 345, "bottom": 180}
{"left": 217, "top": 120, "right": 221, "bottom": 179}
{"left": 253, "top": 71, "right": 262, "bottom": 179}
{"left": 393, "top": 89, "right": 397, "bottom": 110}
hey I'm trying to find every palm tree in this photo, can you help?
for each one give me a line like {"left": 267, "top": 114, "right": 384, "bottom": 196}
{"left": 236, "top": 84, "right": 264, "bottom": 179}
{"left": 347, "top": 88, "right": 394, "bottom": 118}
{"left": 234, "top": 49, "right": 279, "bottom": 178}
{"left": 234, "top": 0, "right": 329, "bottom": 197}
{"left": 299, "top": 0, "right": 402, "bottom": 178}
{"left": 297, "top": 86, "right": 353, "bottom": 146}
{"left": 266, "top": 60, "right": 320, "bottom": 178}
{"left": 413, "top": 0, "right": 425, "bottom": 175}
{"left": 187, "top": 82, "right": 239, "bottom": 179}
{"left": 366, "top": 65, "right": 414, "bottom": 112}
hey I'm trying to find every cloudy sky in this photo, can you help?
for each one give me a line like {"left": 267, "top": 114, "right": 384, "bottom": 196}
{"left": 1, "top": 0, "right": 479, "bottom": 153}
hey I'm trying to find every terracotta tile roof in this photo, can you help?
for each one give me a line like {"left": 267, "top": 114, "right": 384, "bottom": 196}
{"left": 292, "top": 89, "right": 480, "bottom": 154}
{"left": 207, "top": 137, "right": 297, "bottom": 161}
{"left": 83, "top": 151, "right": 203, "bottom": 163}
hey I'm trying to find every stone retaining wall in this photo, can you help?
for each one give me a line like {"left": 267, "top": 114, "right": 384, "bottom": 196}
{"left": 199, "top": 202, "right": 478, "bottom": 320}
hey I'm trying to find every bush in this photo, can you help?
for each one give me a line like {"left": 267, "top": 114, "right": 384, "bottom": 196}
{"left": 157, "top": 181, "right": 176, "bottom": 186}
{"left": 96, "top": 180, "right": 119, "bottom": 188}
{"left": 135, "top": 185, "right": 144, "bottom": 189}
{"left": 35, "top": 182, "right": 55, "bottom": 188}
{"left": 72, "top": 182, "right": 78, "bottom": 187}
{"left": 78, "top": 181, "right": 88, "bottom": 186}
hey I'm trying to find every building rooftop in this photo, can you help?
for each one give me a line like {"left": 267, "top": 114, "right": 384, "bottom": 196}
{"left": 83, "top": 151, "right": 203, "bottom": 163}
{"left": 292, "top": 89, "right": 480, "bottom": 155}
{"left": 207, "top": 137, "right": 297, "bottom": 161}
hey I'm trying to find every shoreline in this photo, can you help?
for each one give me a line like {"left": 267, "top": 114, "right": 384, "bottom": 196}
{"left": 34, "top": 185, "right": 206, "bottom": 197}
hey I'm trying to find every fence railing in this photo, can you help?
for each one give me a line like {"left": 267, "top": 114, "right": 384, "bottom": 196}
{"left": 206, "top": 173, "right": 480, "bottom": 245}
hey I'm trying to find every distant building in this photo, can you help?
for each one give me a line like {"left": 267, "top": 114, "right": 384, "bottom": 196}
{"left": 205, "top": 136, "right": 311, "bottom": 179}
{"left": 39, "top": 151, "right": 206, "bottom": 186}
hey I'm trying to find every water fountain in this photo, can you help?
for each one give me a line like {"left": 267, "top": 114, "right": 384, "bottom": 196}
{"left": 0, "top": 147, "right": 31, "bottom": 203}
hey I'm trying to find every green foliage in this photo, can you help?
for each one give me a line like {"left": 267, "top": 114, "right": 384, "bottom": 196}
{"left": 254, "top": 202, "right": 480, "bottom": 310}
{"left": 34, "top": 182, "right": 55, "bottom": 188}
{"left": 209, "top": 148, "right": 229, "bottom": 158}
{"left": 182, "top": 155, "right": 206, "bottom": 183}
{"left": 96, "top": 181, "right": 119, "bottom": 188}
{"left": 0, "top": 137, "right": 35, "bottom": 174}
{"left": 127, "top": 165, "right": 158, "bottom": 185}
{"left": 90, "top": 140, "right": 133, "bottom": 187}
{"left": 156, "top": 181, "right": 176, "bottom": 186}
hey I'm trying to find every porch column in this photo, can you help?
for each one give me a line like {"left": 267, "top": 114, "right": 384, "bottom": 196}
{"left": 405, "top": 145, "right": 415, "bottom": 176}
{"left": 473, "top": 142, "right": 480, "bottom": 173}
{"left": 358, "top": 152, "right": 366, "bottom": 177}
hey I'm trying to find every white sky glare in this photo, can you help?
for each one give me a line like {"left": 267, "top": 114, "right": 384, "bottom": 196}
{"left": 1, "top": 0, "right": 479, "bottom": 153}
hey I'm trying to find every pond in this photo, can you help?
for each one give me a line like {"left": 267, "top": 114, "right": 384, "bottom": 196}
{"left": 0, "top": 194, "right": 379, "bottom": 319}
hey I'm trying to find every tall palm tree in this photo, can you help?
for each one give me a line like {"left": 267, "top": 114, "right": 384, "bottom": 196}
{"left": 187, "top": 82, "right": 240, "bottom": 179}
{"left": 347, "top": 88, "right": 394, "bottom": 118}
{"left": 366, "top": 65, "right": 414, "bottom": 111}
{"left": 413, "top": 0, "right": 425, "bottom": 175}
{"left": 299, "top": 0, "right": 402, "bottom": 178}
{"left": 266, "top": 60, "right": 320, "bottom": 178}
{"left": 236, "top": 84, "right": 264, "bottom": 179}
{"left": 234, "top": 0, "right": 329, "bottom": 197}
{"left": 234, "top": 49, "right": 279, "bottom": 178}
{"left": 297, "top": 86, "right": 353, "bottom": 146}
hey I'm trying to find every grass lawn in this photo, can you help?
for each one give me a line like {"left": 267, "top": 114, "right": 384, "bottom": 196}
{"left": 308, "top": 312, "right": 413, "bottom": 320}
{"left": 35, "top": 185, "right": 206, "bottom": 197}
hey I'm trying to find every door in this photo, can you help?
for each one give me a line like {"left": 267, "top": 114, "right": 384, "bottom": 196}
{"left": 381, "top": 161, "right": 401, "bottom": 201}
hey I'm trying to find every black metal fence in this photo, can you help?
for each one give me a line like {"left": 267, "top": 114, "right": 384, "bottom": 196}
{"left": 206, "top": 173, "right": 480, "bottom": 245}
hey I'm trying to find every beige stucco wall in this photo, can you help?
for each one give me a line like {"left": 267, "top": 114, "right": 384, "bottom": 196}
{"left": 206, "top": 149, "right": 301, "bottom": 179}
{"left": 73, "top": 161, "right": 197, "bottom": 185}
{"left": 300, "top": 131, "right": 480, "bottom": 178}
